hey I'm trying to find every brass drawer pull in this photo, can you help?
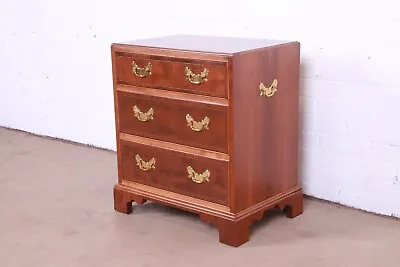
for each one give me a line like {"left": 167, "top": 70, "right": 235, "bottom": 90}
{"left": 185, "top": 67, "right": 208, "bottom": 84}
{"left": 133, "top": 105, "right": 154, "bottom": 122}
{"left": 135, "top": 155, "right": 156, "bottom": 171}
{"left": 186, "top": 114, "right": 209, "bottom": 132}
{"left": 187, "top": 166, "right": 210, "bottom": 184}
{"left": 259, "top": 79, "right": 278, "bottom": 97}
{"left": 132, "top": 61, "right": 152, "bottom": 78}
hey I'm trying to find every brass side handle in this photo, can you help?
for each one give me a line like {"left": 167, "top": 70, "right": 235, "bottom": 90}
{"left": 133, "top": 105, "right": 154, "bottom": 122}
{"left": 187, "top": 166, "right": 210, "bottom": 184}
{"left": 184, "top": 67, "right": 208, "bottom": 85}
{"left": 135, "top": 155, "right": 156, "bottom": 171}
{"left": 132, "top": 61, "right": 152, "bottom": 78}
{"left": 186, "top": 114, "right": 209, "bottom": 132}
{"left": 259, "top": 79, "right": 278, "bottom": 97}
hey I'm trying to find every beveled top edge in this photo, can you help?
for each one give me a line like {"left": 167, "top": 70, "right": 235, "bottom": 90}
{"left": 114, "top": 34, "right": 297, "bottom": 54}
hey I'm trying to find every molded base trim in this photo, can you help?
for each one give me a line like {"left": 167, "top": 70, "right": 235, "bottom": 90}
{"left": 114, "top": 181, "right": 303, "bottom": 247}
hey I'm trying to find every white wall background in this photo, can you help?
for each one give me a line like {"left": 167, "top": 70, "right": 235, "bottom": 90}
{"left": 1, "top": 0, "right": 399, "bottom": 217}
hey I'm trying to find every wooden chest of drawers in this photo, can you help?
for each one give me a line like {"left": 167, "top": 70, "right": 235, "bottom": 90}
{"left": 111, "top": 35, "right": 303, "bottom": 247}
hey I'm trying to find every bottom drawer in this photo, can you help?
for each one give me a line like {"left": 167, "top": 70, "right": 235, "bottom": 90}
{"left": 119, "top": 138, "right": 228, "bottom": 205}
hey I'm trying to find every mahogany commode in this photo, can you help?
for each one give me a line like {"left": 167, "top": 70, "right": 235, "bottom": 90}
{"left": 111, "top": 35, "right": 303, "bottom": 247}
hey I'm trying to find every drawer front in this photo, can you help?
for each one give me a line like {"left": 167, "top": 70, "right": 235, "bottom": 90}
{"left": 120, "top": 139, "right": 228, "bottom": 205}
{"left": 115, "top": 53, "right": 227, "bottom": 98}
{"left": 117, "top": 90, "right": 228, "bottom": 153}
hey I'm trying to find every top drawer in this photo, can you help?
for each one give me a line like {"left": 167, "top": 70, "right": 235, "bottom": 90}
{"left": 114, "top": 53, "right": 227, "bottom": 98}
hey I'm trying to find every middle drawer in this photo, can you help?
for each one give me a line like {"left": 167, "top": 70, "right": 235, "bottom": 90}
{"left": 117, "top": 90, "right": 228, "bottom": 153}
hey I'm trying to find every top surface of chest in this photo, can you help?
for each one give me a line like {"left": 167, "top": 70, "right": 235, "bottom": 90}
{"left": 115, "top": 35, "right": 294, "bottom": 54}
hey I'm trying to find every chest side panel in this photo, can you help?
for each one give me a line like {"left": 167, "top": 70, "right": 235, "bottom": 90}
{"left": 230, "top": 43, "right": 301, "bottom": 213}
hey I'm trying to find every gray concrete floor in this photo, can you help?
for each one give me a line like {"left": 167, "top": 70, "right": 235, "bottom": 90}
{"left": 0, "top": 127, "right": 399, "bottom": 267}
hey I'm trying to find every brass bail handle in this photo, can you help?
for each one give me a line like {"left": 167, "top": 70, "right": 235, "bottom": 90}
{"left": 186, "top": 114, "right": 209, "bottom": 132}
{"left": 185, "top": 67, "right": 209, "bottom": 85}
{"left": 133, "top": 105, "right": 154, "bottom": 122}
{"left": 187, "top": 166, "right": 210, "bottom": 184}
{"left": 259, "top": 79, "right": 278, "bottom": 97}
{"left": 135, "top": 154, "right": 156, "bottom": 171}
{"left": 132, "top": 61, "right": 152, "bottom": 78}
